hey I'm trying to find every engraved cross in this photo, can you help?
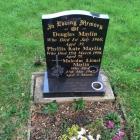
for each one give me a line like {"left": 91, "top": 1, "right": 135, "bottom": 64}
{"left": 52, "top": 55, "right": 63, "bottom": 68}
{"left": 52, "top": 55, "right": 63, "bottom": 77}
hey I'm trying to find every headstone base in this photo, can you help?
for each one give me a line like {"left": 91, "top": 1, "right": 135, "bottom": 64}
{"left": 43, "top": 72, "right": 105, "bottom": 97}
{"left": 31, "top": 71, "right": 115, "bottom": 103}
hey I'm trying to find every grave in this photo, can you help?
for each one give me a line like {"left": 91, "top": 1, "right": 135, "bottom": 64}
{"left": 29, "top": 11, "right": 127, "bottom": 140}
{"left": 32, "top": 10, "right": 115, "bottom": 102}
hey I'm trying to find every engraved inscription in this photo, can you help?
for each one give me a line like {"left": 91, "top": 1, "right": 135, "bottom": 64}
{"left": 42, "top": 13, "right": 109, "bottom": 78}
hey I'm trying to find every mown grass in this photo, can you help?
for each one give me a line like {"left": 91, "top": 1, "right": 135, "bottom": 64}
{"left": 0, "top": 0, "right": 140, "bottom": 139}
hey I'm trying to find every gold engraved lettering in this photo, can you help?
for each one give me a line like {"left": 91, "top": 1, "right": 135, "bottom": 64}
{"left": 78, "top": 54, "right": 82, "bottom": 58}
{"left": 66, "top": 70, "right": 74, "bottom": 74}
{"left": 68, "top": 46, "right": 80, "bottom": 51}
{"left": 92, "top": 38, "right": 103, "bottom": 42}
{"left": 92, "top": 51, "right": 102, "bottom": 55}
{"left": 60, "top": 38, "right": 70, "bottom": 42}
{"left": 47, "top": 24, "right": 54, "bottom": 30}
{"left": 57, "top": 20, "right": 77, "bottom": 27}
{"left": 81, "top": 73, "right": 93, "bottom": 76}
{"left": 68, "top": 52, "right": 76, "bottom": 55}
{"left": 79, "top": 20, "right": 103, "bottom": 30}
{"left": 73, "top": 63, "right": 89, "bottom": 67}
{"left": 47, "top": 38, "right": 57, "bottom": 42}
{"left": 79, "top": 42, "right": 84, "bottom": 46}
{"left": 86, "top": 58, "right": 100, "bottom": 63}
{"left": 53, "top": 32, "right": 75, "bottom": 37}
{"left": 72, "top": 38, "right": 78, "bottom": 42}
{"left": 57, "top": 52, "right": 67, "bottom": 55}
{"left": 47, "top": 52, "right": 56, "bottom": 55}
{"left": 66, "top": 74, "right": 75, "bottom": 77}
{"left": 66, "top": 42, "right": 76, "bottom": 47}
{"left": 66, "top": 55, "right": 76, "bottom": 59}
{"left": 83, "top": 46, "right": 101, "bottom": 51}
{"left": 63, "top": 59, "right": 83, "bottom": 63}
{"left": 47, "top": 47, "right": 66, "bottom": 51}
{"left": 80, "top": 38, "right": 89, "bottom": 42}
{"left": 76, "top": 70, "right": 83, "bottom": 74}
{"left": 71, "top": 27, "right": 79, "bottom": 31}
{"left": 79, "top": 31, "right": 97, "bottom": 37}
{"left": 78, "top": 51, "right": 91, "bottom": 55}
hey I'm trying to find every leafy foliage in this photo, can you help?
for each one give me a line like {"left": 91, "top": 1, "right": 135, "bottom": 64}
{"left": 101, "top": 128, "right": 117, "bottom": 140}
{"left": 43, "top": 100, "right": 58, "bottom": 115}
{"left": 67, "top": 125, "right": 80, "bottom": 137}
{"left": 104, "top": 112, "right": 120, "bottom": 125}
{"left": 59, "top": 124, "right": 80, "bottom": 140}
{"left": 86, "top": 119, "right": 104, "bottom": 136}
{"left": 73, "top": 98, "right": 85, "bottom": 111}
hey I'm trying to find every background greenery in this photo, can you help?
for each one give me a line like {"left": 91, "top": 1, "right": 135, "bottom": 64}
{"left": 0, "top": 0, "right": 140, "bottom": 139}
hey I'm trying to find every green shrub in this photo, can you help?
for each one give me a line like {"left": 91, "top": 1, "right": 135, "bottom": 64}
{"left": 59, "top": 124, "right": 80, "bottom": 140}
{"left": 104, "top": 112, "right": 120, "bottom": 125}
{"left": 73, "top": 98, "right": 85, "bottom": 111}
{"left": 42, "top": 100, "right": 58, "bottom": 115}
{"left": 86, "top": 119, "right": 104, "bottom": 135}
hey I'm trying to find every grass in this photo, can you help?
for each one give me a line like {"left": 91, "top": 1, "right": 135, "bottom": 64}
{"left": 0, "top": 0, "right": 140, "bottom": 139}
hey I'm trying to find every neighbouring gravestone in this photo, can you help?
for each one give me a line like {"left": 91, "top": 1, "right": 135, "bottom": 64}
{"left": 42, "top": 10, "right": 109, "bottom": 98}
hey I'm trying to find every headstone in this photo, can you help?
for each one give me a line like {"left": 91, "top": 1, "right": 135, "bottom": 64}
{"left": 42, "top": 10, "right": 109, "bottom": 97}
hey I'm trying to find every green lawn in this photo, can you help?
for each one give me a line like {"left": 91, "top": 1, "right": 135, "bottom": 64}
{"left": 0, "top": 0, "right": 140, "bottom": 139}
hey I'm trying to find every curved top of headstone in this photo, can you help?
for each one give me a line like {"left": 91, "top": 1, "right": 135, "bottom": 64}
{"left": 42, "top": 10, "right": 109, "bottom": 19}
{"left": 42, "top": 10, "right": 109, "bottom": 78}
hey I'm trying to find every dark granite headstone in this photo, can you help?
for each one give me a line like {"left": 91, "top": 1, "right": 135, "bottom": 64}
{"left": 42, "top": 10, "right": 109, "bottom": 97}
